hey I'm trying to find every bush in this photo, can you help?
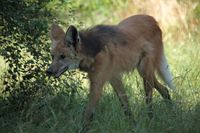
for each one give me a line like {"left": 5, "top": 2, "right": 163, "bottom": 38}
{"left": 0, "top": 0, "right": 82, "bottom": 109}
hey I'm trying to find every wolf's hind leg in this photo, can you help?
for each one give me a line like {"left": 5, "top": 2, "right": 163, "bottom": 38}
{"left": 137, "top": 57, "right": 155, "bottom": 118}
{"left": 110, "top": 76, "right": 132, "bottom": 117}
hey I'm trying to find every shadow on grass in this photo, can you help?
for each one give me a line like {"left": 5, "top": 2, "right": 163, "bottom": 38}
{"left": 0, "top": 91, "right": 200, "bottom": 133}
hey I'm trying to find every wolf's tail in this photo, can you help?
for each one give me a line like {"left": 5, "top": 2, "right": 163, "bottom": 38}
{"left": 157, "top": 53, "right": 175, "bottom": 90}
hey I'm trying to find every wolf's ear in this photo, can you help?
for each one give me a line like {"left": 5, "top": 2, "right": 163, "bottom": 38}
{"left": 50, "top": 24, "right": 65, "bottom": 41}
{"left": 65, "top": 25, "right": 80, "bottom": 50}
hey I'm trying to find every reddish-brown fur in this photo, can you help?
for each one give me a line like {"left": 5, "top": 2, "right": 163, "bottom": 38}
{"left": 79, "top": 15, "right": 171, "bottom": 121}
{"left": 47, "top": 15, "right": 171, "bottom": 124}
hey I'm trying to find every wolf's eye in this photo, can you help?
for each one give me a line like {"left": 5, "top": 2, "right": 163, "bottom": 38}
{"left": 51, "top": 55, "right": 54, "bottom": 59}
{"left": 60, "top": 55, "right": 66, "bottom": 59}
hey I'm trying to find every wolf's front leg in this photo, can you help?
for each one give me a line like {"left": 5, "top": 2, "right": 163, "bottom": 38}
{"left": 83, "top": 81, "right": 104, "bottom": 123}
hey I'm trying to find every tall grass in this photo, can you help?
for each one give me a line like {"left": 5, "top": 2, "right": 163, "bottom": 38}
{"left": 0, "top": 0, "right": 200, "bottom": 133}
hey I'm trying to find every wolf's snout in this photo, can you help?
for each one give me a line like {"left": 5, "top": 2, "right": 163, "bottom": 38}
{"left": 46, "top": 68, "right": 53, "bottom": 76}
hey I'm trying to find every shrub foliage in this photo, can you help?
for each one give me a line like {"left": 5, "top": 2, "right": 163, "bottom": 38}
{"left": 0, "top": 0, "right": 81, "bottom": 109}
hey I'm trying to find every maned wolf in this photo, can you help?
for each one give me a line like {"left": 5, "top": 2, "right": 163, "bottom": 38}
{"left": 46, "top": 15, "right": 175, "bottom": 123}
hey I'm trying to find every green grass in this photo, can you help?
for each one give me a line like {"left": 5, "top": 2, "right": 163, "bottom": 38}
{"left": 0, "top": 35, "right": 200, "bottom": 133}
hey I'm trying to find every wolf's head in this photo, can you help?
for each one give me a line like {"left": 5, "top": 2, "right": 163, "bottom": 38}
{"left": 46, "top": 24, "right": 82, "bottom": 77}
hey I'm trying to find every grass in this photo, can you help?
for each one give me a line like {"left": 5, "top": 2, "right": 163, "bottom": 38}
{"left": 1, "top": 1, "right": 200, "bottom": 133}
{"left": 0, "top": 35, "right": 200, "bottom": 133}
{"left": 1, "top": 86, "right": 200, "bottom": 133}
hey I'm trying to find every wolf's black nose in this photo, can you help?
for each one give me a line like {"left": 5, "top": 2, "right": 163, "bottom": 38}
{"left": 46, "top": 69, "right": 53, "bottom": 76}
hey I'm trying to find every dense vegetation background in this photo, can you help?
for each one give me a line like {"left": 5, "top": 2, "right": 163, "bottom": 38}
{"left": 0, "top": 0, "right": 200, "bottom": 133}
